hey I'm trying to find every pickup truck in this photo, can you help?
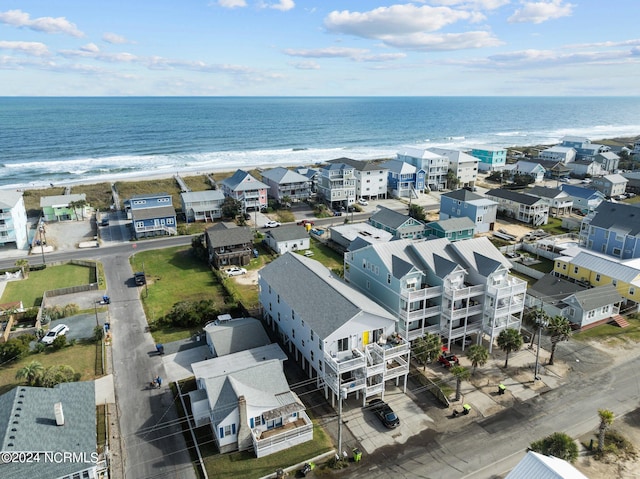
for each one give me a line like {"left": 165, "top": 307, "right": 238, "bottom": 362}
{"left": 438, "top": 353, "right": 459, "bottom": 368}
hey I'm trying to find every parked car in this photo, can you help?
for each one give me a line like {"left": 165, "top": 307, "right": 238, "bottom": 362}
{"left": 332, "top": 210, "right": 343, "bottom": 217}
{"left": 358, "top": 198, "right": 369, "bottom": 206}
{"left": 264, "top": 220, "right": 281, "bottom": 228}
{"left": 226, "top": 267, "right": 247, "bottom": 276}
{"left": 454, "top": 336, "right": 473, "bottom": 347}
{"left": 134, "top": 272, "right": 146, "bottom": 285}
{"left": 297, "top": 219, "right": 315, "bottom": 226}
{"left": 438, "top": 352, "right": 459, "bottom": 368}
{"left": 368, "top": 398, "right": 400, "bottom": 429}
{"left": 303, "top": 250, "right": 314, "bottom": 257}
{"left": 41, "top": 324, "right": 69, "bottom": 345}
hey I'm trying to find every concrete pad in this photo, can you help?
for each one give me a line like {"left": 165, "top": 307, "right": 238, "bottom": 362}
{"left": 162, "top": 345, "right": 209, "bottom": 382}
{"left": 95, "top": 374, "right": 115, "bottom": 404}
{"left": 511, "top": 386, "right": 538, "bottom": 402}
{"left": 463, "top": 390, "right": 504, "bottom": 418}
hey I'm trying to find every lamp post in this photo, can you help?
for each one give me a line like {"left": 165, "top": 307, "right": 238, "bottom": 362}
{"left": 337, "top": 388, "right": 347, "bottom": 459}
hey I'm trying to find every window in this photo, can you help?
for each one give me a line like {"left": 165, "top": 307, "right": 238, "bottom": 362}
{"left": 310, "top": 330, "right": 314, "bottom": 341}
{"left": 602, "top": 305, "right": 610, "bottom": 314}
{"left": 613, "top": 248, "right": 621, "bottom": 256}
{"left": 254, "top": 416, "right": 262, "bottom": 426}
{"left": 595, "top": 274, "right": 601, "bottom": 282}
{"left": 269, "top": 303, "right": 272, "bottom": 311}
{"left": 277, "top": 312, "right": 280, "bottom": 322}
{"left": 310, "top": 351, "right": 314, "bottom": 362}
{"left": 387, "top": 273, "right": 391, "bottom": 284}
{"left": 562, "top": 264, "right": 567, "bottom": 270}
{"left": 337, "top": 338, "right": 348, "bottom": 352}
{"left": 292, "top": 329, "right": 295, "bottom": 338}
{"left": 612, "top": 279, "right": 617, "bottom": 286}
{"left": 318, "top": 338, "right": 323, "bottom": 350}
{"left": 588, "top": 310, "right": 595, "bottom": 319}
{"left": 318, "top": 361, "right": 322, "bottom": 372}
{"left": 277, "top": 294, "right": 280, "bottom": 303}
{"left": 573, "top": 266, "right": 579, "bottom": 274}
{"left": 630, "top": 287, "right": 636, "bottom": 295}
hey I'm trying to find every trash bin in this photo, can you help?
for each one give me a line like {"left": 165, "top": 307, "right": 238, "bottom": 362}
{"left": 353, "top": 448, "right": 362, "bottom": 462}
{"left": 462, "top": 404, "right": 471, "bottom": 415}
{"left": 498, "top": 384, "right": 506, "bottom": 395}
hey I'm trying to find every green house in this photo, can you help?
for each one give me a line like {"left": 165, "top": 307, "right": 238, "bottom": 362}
{"left": 40, "top": 193, "right": 89, "bottom": 221}
{"left": 425, "top": 217, "right": 475, "bottom": 242}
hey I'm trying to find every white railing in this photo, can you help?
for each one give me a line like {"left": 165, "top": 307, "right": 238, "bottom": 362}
{"left": 366, "top": 383, "right": 384, "bottom": 397}
{"left": 402, "top": 285, "right": 442, "bottom": 302}
{"left": 399, "top": 305, "right": 440, "bottom": 321}
{"left": 253, "top": 411, "right": 314, "bottom": 458}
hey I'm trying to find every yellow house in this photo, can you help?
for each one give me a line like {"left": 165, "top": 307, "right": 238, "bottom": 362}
{"left": 553, "top": 251, "right": 640, "bottom": 308}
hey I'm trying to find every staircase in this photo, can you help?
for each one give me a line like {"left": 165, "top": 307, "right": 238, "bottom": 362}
{"left": 610, "top": 314, "right": 630, "bottom": 328}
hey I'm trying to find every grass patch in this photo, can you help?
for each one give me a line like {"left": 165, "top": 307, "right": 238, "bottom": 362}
{"left": 21, "top": 187, "right": 67, "bottom": 217}
{"left": 1, "top": 264, "right": 96, "bottom": 307}
{"left": 182, "top": 175, "right": 216, "bottom": 192}
{"left": 131, "top": 246, "right": 227, "bottom": 343}
{"left": 0, "top": 340, "right": 99, "bottom": 396}
{"left": 574, "top": 316, "right": 640, "bottom": 343}
{"left": 97, "top": 404, "right": 107, "bottom": 451}
{"left": 203, "top": 421, "right": 333, "bottom": 479}
{"left": 70, "top": 182, "right": 114, "bottom": 211}
{"left": 301, "top": 237, "right": 343, "bottom": 271}
{"left": 539, "top": 217, "right": 567, "bottom": 235}
{"left": 518, "top": 254, "right": 554, "bottom": 273}
{"left": 623, "top": 195, "right": 640, "bottom": 205}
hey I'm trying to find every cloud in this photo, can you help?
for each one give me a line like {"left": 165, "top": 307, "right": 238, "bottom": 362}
{"left": 483, "top": 47, "right": 636, "bottom": 68}
{"left": 430, "top": 0, "right": 510, "bottom": 9}
{"left": 0, "top": 40, "right": 49, "bottom": 56}
{"left": 0, "top": 9, "right": 84, "bottom": 37}
{"left": 508, "top": 1, "right": 574, "bottom": 24}
{"left": 217, "top": 0, "right": 247, "bottom": 8}
{"left": 289, "top": 60, "right": 320, "bottom": 70}
{"left": 382, "top": 30, "right": 503, "bottom": 51}
{"left": 325, "top": 5, "right": 480, "bottom": 38}
{"left": 283, "top": 46, "right": 405, "bottom": 62}
{"left": 260, "top": 0, "right": 296, "bottom": 12}
{"left": 103, "top": 32, "right": 131, "bottom": 44}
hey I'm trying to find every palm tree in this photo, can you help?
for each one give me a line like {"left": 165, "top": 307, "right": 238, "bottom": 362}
{"left": 547, "top": 315, "right": 572, "bottom": 365}
{"left": 522, "top": 308, "right": 550, "bottom": 349}
{"left": 466, "top": 344, "right": 489, "bottom": 375}
{"left": 15, "top": 360, "right": 44, "bottom": 386}
{"left": 497, "top": 328, "right": 523, "bottom": 368}
{"left": 597, "top": 409, "right": 615, "bottom": 452}
{"left": 69, "top": 199, "right": 87, "bottom": 220}
{"left": 15, "top": 259, "right": 29, "bottom": 279}
{"left": 450, "top": 365, "right": 471, "bottom": 401}
{"left": 413, "top": 333, "right": 442, "bottom": 370}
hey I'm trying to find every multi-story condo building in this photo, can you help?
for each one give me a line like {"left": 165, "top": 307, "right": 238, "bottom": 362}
{"left": 486, "top": 189, "right": 549, "bottom": 226}
{"left": 259, "top": 253, "right": 411, "bottom": 406}
{"left": 427, "top": 148, "right": 478, "bottom": 189}
{"left": 440, "top": 189, "right": 497, "bottom": 233}
{"left": 328, "top": 158, "right": 388, "bottom": 200}
{"left": 397, "top": 147, "right": 448, "bottom": 192}
{"left": 469, "top": 146, "right": 507, "bottom": 172}
{"left": 220, "top": 169, "right": 270, "bottom": 213}
{"left": 260, "top": 167, "right": 312, "bottom": 203}
{"left": 344, "top": 237, "right": 526, "bottom": 352}
{"left": 317, "top": 162, "right": 356, "bottom": 210}
{"left": 579, "top": 201, "right": 640, "bottom": 259}
{"left": 0, "top": 190, "right": 28, "bottom": 250}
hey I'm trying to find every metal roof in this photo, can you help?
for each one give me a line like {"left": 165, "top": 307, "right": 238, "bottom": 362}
{"left": 0, "top": 190, "right": 23, "bottom": 209}
{"left": 206, "top": 224, "right": 254, "bottom": 248}
{"left": 369, "top": 206, "right": 424, "bottom": 230}
{"left": 441, "top": 189, "right": 484, "bottom": 202}
{"left": 566, "top": 283, "right": 623, "bottom": 311}
{"left": 327, "top": 157, "right": 387, "bottom": 172}
{"left": 380, "top": 159, "right": 416, "bottom": 174}
{"left": 427, "top": 216, "right": 476, "bottom": 233}
{"left": 192, "top": 343, "right": 287, "bottom": 380}
{"left": 570, "top": 251, "right": 640, "bottom": 283}
{"left": 505, "top": 451, "right": 589, "bottom": 479}
{"left": 261, "top": 166, "right": 310, "bottom": 183}
{"left": 221, "top": 169, "right": 269, "bottom": 191}
{"left": 39, "top": 193, "right": 86, "bottom": 208}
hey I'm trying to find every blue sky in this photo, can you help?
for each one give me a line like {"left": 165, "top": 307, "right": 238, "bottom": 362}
{"left": 1, "top": 1, "right": 638, "bottom": 96}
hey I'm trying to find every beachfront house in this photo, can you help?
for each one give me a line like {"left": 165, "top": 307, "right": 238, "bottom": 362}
{"left": 127, "top": 193, "right": 177, "bottom": 239}
{"left": 469, "top": 146, "right": 507, "bottom": 172}
{"left": 328, "top": 158, "right": 388, "bottom": 201}
{"left": 538, "top": 146, "right": 577, "bottom": 164}
{"left": 424, "top": 217, "right": 476, "bottom": 241}
{"left": 591, "top": 174, "right": 628, "bottom": 198}
{"left": 180, "top": 189, "right": 225, "bottom": 222}
{"left": 439, "top": 189, "right": 498, "bottom": 233}
{"left": 579, "top": 201, "right": 640, "bottom": 259}
{"left": 260, "top": 167, "right": 311, "bottom": 203}
{"left": 560, "top": 136, "right": 611, "bottom": 161}
{"left": 204, "top": 223, "right": 254, "bottom": 268}
{"left": 317, "top": 162, "right": 356, "bottom": 210}
{"left": 344, "top": 237, "right": 526, "bottom": 351}
{"left": 0, "top": 190, "right": 28, "bottom": 250}
{"left": 486, "top": 188, "right": 549, "bottom": 226}
{"left": 368, "top": 206, "right": 426, "bottom": 239}
{"left": 0, "top": 382, "right": 105, "bottom": 479}
{"left": 259, "top": 252, "right": 411, "bottom": 407}
{"left": 294, "top": 167, "right": 320, "bottom": 194}
{"left": 380, "top": 159, "right": 420, "bottom": 199}
{"left": 523, "top": 186, "right": 573, "bottom": 217}
{"left": 559, "top": 184, "right": 605, "bottom": 214}
{"left": 263, "top": 225, "right": 310, "bottom": 255}
{"left": 397, "top": 147, "right": 448, "bottom": 192}
{"left": 220, "top": 169, "right": 269, "bottom": 213}
{"left": 427, "top": 147, "right": 478, "bottom": 189}
{"left": 189, "top": 331, "right": 312, "bottom": 457}
{"left": 40, "top": 193, "right": 90, "bottom": 222}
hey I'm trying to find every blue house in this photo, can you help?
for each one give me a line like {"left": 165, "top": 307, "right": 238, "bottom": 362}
{"left": 368, "top": 206, "right": 425, "bottom": 239}
{"left": 380, "top": 159, "right": 420, "bottom": 198}
{"left": 128, "top": 193, "right": 177, "bottom": 239}
{"left": 580, "top": 202, "right": 640, "bottom": 259}
{"left": 440, "top": 189, "right": 497, "bottom": 233}
{"left": 425, "top": 217, "right": 476, "bottom": 241}
{"left": 469, "top": 146, "right": 507, "bottom": 172}
{"left": 560, "top": 184, "right": 605, "bottom": 214}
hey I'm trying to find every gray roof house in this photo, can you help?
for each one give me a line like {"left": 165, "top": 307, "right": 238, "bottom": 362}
{"left": 591, "top": 173, "right": 628, "bottom": 197}
{"left": 329, "top": 221, "right": 393, "bottom": 250}
{"left": 259, "top": 252, "right": 410, "bottom": 406}
{"left": 203, "top": 317, "right": 271, "bottom": 357}
{"left": 486, "top": 189, "right": 549, "bottom": 226}
{"left": 561, "top": 283, "right": 624, "bottom": 329}
{"left": 205, "top": 224, "right": 254, "bottom": 268}
{"left": 368, "top": 206, "right": 425, "bottom": 239}
{"left": 263, "top": 224, "right": 310, "bottom": 255}
{"left": 525, "top": 273, "right": 588, "bottom": 318}
{"left": 180, "top": 189, "right": 225, "bottom": 222}
{"left": 0, "top": 382, "right": 103, "bottom": 479}
{"left": 523, "top": 186, "right": 573, "bottom": 217}
{"left": 220, "top": 169, "right": 270, "bottom": 212}
{"left": 261, "top": 167, "right": 312, "bottom": 203}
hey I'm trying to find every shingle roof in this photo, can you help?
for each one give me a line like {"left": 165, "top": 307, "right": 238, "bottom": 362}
{"left": 486, "top": 189, "right": 543, "bottom": 206}
{"left": 370, "top": 206, "right": 423, "bottom": 230}
{"left": 427, "top": 217, "right": 476, "bottom": 232}
{"left": 327, "top": 157, "right": 387, "bottom": 172}
{"left": 588, "top": 201, "right": 640, "bottom": 235}
{"left": 525, "top": 186, "right": 568, "bottom": 199}
{"left": 266, "top": 224, "right": 309, "bottom": 242}
{"left": 559, "top": 184, "right": 604, "bottom": 199}
{"left": 441, "top": 189, "right": 484, "bottom": 202}
{"left": 181, "top": 190, "right": 225, "bottom": 202}
{"left": 259, "top": 252, "right": 395, "bottom": 339}
{"left": 204, "top": 317, "right": 271, "bottom": 356}
{"left": 39, "top": 193, "right": 87, "bottom": 208}
{"left": 261, "top": 167, "right": 310, "bottom": 184}
{"left": 131, "top": 204, "right": 176, "bottom": 220}
{"left": 0, "top": 382, "right": 96, "bottom": 479}
{"left": 528, "top": 274, "right": 587, "bottom": 305}
{"left": 380, "top": 159, "right": 416, "bottom": 175}
{"left": 566, "top": 284, "right": 623, "bottom": 311}
{"left": 206, "top": 225, "right": 254, "bottom": 248}
{"left": 221, "top": 169, "right": 269, "bottom": 191}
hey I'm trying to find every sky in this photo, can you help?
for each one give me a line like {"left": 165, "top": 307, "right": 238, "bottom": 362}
{"left": 1, "top": 1, "right": 639, "bottom": 96}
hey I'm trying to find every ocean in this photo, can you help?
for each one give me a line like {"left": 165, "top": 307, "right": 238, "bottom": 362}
{"left": 1, "top": 96, "right": 639, "bottom": 189}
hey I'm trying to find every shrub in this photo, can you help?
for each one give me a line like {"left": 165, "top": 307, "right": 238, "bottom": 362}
{"left": 162, "top": 300, "right": 219, "bottom": 328}
{"left": 50, "top": 334, "right": 67, "bottom": 351}
{"left": 0, "top": 338, "right": 30, "bottom": 363}
{"left": 93, "top": 325, "right": 104, "bottom": 342}
{"left": 39, "top": 365, "right": 76, "bottom": 388}
{"left": 42, "top": 304, "right": 80, "bottom": 321}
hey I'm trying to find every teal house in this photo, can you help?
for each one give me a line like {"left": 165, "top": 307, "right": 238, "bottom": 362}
{"left": 40, "top": 193, "right": 89, "bottom": 221}
{"left": 425, "top": 217, "right": 476, "bottom": 241}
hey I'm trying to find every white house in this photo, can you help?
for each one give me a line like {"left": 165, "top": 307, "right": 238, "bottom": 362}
{"left": 328, "top": 158, "right": 388, "bottom": 200}
{"left": 180, "top": 189, "right": 225, "bottom": 222}
{"left": 538, "top": 145, "right": 577, "bottom": 164}
{"left": 0, "top": 190, "right": 28, "bottom": 249}
{"left": 263, "top": 225, "right": 310, "bottom": 255}
{"left": 259, "top": 252, "right": 411, "bottom": 406}
{"left": 427, "top": 147, "right": 478, "bottom": 189}
{"left": 511, "top": 161, "right": 546, "bottom": 183}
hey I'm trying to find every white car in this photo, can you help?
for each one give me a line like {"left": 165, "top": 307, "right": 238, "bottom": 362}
{"left": 41, "top": 324, "right": 69, "bottom": 345}
{"left": 357, "top": 198, "right": 369, "bottom": 206}
{"left": 264, "top": 220, "right": 281, "bottom": 228}
{"left": 226, "top": 267, "right": 247, "bottom": 276}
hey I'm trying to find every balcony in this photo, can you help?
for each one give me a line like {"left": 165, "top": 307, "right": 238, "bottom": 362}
{"left": 399, "top": 305, "right": 440, "bottom": 322}
{"left": 253, "top": 410, "right": 313, "bottom": 458}
{"left": 486, "top": 277, "right": 527, "bottom": 298}
{"left": 444, "top": 284, "right": 485, "bottom": 300}
{"left": 402, "top": 285, "right": 442, "bottom": 302}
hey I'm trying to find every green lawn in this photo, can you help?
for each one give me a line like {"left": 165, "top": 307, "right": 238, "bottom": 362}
{"left": 574, "top": 316, "right": 640, "bottom": 344}
{"left": 539, "top": 217, "right": 567, "bottom": 235}
{"left": 1, "top": 264, "right": 96, "bottom": 307}
{"left": 0, "top": 341, "right": 99, "bottom": 396}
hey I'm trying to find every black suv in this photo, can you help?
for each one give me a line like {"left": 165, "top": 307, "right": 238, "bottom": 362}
{"left": 368, "top": 398, "right": 400, "bottom": 429}
{"left": 134, "top": 272, "right": 146, "bottom": 285}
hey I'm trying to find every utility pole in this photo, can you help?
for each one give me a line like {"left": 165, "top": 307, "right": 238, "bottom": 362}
{"left": 337, "top": 388, "right": 347, "bottom": 459}
{"left": 143, "top": 261, "right": 148, "bottom": 298}
{"left": 534, "top": 302, "right": 547, "bottom": 381}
